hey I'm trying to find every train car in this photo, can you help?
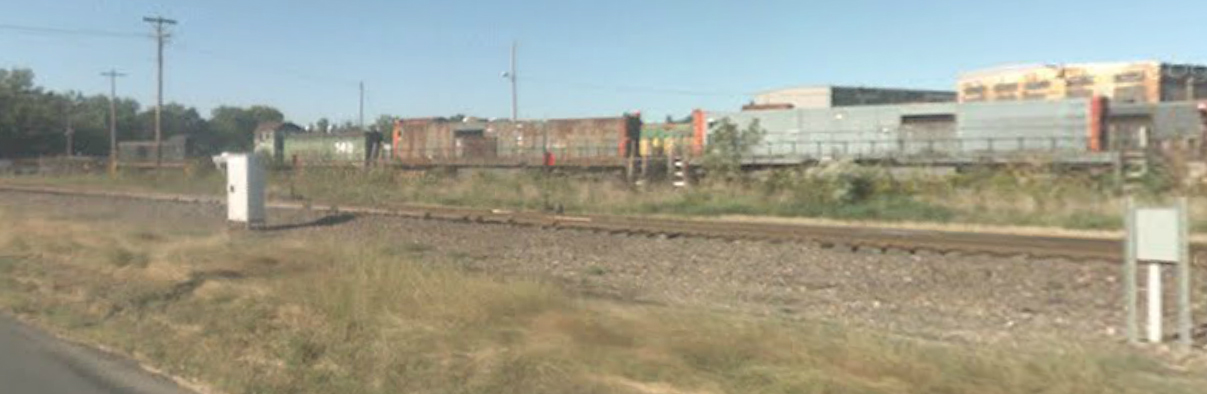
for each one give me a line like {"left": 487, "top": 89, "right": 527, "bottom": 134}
{"left": 639, "top": 122, "right": 694, "bottom": 157}
{"left": 256, "top": 123, "right": 385, "bottom": 166}
{"left": 118, "top": 135, "right": 194, "bottom": 165}
{"left": 283, "top": 132, "right": 369, "bottom": 165}
{"left": 392, "top": 114, "right": 641, "bottom": 167}
{"left": 524, "top": 116, "right": 640, "bottom": 165}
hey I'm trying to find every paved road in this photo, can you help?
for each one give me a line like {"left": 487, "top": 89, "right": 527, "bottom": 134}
{"left": 0, "top": 314, "right": 195, "bottom": 394}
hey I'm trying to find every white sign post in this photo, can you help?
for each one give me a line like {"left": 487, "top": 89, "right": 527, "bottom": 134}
{"left": 1124, "top": 197, "right": 1191, "bottom": 351}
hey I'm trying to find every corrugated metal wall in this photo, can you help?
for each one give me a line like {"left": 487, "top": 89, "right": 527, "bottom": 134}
{"left": 956, "top": 99, "right": 1091, "bottom": 151}
{"left": 705, "top": 99, "right": 1094, "bottom": 162}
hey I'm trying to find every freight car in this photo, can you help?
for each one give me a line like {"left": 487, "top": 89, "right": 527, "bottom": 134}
{"left": 260, "top": 99, "right": 1204, "bottom": 170}
{"left": 639, "top": 122, "right": 695, "bottom": 158}
{"left": 255, "top": 125, "right": 386, "bottom": 166}
{"left": 391, "top": 114, "right": 641, "bottom": 167}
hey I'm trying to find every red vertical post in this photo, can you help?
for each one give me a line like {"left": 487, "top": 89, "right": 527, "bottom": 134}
{"left": 618, "top": 117, "right": 628, "bottom": 158}
{"left": 392, "top": 120, "right": 403, "bottom": 161}
{"left": 691, "top": 109, "right": 706, "bottom": 156}
{"left": 1088, "top": 96, "right": 1106, "bottom": 152}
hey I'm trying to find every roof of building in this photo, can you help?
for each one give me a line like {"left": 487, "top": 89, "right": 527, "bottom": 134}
{"left": 254, "top": 121, "right": 305, "bottom": 134}
{"left": 958, "top": 60, "right": 1165, "bottom": 80}
{"left": 755, "top": 85, "right": 955, "bottom": 95}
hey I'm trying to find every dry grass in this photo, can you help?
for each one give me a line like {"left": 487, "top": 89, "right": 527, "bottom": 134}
{"left": 3, "top": 165, "right": 1206, "bottom": 237}
{"left": 0, "top": 206, "right": 1205, "bottom": 394}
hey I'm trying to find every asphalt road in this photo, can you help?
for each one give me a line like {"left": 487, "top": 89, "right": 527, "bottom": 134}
{"left": 0, "top": 314, "right": 195, "bottom": 394}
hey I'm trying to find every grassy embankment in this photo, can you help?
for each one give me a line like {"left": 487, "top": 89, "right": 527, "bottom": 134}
{"left": 0, "top": 205, "right": 1204, "bottom": 393}
{"left": 4, "top": 162, "right": 1204, "bottom": 233}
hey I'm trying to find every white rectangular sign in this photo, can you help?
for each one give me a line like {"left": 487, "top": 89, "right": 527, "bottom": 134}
{"left": 1135, "top": 208, "right": 1179, "bottom": 262}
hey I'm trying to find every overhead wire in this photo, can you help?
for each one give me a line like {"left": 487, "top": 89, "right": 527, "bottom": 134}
{"left": 173, "top": 43, "right": 361, "bottom": 88}
{"left": 520, "top": 76, "right": 750, "bottom": 97}
{"left": 1, "top": 22, "right": 751, "bottom": 117}
{"left": 0, "top": 23, "right": 149, "bottom": 39}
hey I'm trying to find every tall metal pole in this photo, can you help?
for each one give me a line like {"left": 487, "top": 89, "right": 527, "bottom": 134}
{"left": 359, "top": 81, "right": 365, "bottom": 132}
{"left": 143, "top": 16, "right": 176, "bottom": 168}
{"left": 510, "top": 41, "right": 518, "bottom": 122}
{"left": 102, "top": 69, "right": 126, "bottom": 175}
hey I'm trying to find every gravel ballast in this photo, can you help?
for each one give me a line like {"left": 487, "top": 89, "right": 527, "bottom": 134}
{"left": 3, "top": 190, "right": 1204, "bottom": 350}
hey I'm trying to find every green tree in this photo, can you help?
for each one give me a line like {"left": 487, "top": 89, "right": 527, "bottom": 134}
{"left": 61, "top": 92, "right": 140, "bottom": 157}
{"left": 315, "top": 118, "right": 330, "bottom": 134}
{"left": 702, "top": 118, "right": 765, "bottom": 181}
{"left": 0, "top": 69, "right": 68, "bottom": 158}
{"left": 373, "top": 114, "right": 397, "bottom": 133}
{"left": 135, "top": 104, "right": 208, "bottom": 140}
{"left": 208, "top": 105, "right": 284, "bottom": 152}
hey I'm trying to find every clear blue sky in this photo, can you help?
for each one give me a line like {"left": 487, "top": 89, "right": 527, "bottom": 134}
{"left": 2, "top": 0, "right": 1205, "bottom": 124}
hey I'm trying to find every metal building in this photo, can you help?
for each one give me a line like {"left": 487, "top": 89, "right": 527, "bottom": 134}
{"left": 959, "top": 61, "right": 1207, "bottom": 104}
{"left": 749, "top": 86, "right": 956, "bottom": 110}
{"left": 704, "top": 98, "right": 1107, "bottom": 164}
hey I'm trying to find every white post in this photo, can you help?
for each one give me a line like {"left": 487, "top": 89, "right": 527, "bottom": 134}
{"left": 1176, "top": 197, "right": 1192, "bottom": 351}
{"left": 1147, "top": 263, "right": 1163, "bottom": 343}
{"left": 1124, "top": 197, "right": 1138, "bottom": 343}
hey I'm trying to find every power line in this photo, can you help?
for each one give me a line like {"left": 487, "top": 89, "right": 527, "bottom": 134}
{"left": 521, "top": 76, "right": 751, "bottom": 97}
{"left": 174, "top": 44, "right": 360, "bottom": 87}
{"left": 0, "top": 23, "right": 148, "bottom": 39}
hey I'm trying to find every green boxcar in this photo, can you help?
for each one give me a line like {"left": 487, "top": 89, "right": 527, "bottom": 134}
{"left": 256, "top": 132, "right": 367, "bottom": 165}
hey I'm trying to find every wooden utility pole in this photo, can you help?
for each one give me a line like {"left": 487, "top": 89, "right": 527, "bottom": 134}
{"left": 359, "top": 81, "right": 365, "bottom": 132}
{"left": 62, "top": 97, "right": 75, "bottom": 157}
{"left": 143, "top": 16, "right": 176, "bottom": 167}
{"left": 1187, "top": 76, "right": 1197, "bottom": 101}
{"left": 64, "top": 117, "right": 74, "bottom": 157}
{"left": 102, "top": 69, "right": 126, "bottom": 175}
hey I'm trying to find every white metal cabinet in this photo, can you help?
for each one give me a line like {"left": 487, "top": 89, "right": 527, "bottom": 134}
{"left": 223, "top": 153, "right": 265, "bottom": 227}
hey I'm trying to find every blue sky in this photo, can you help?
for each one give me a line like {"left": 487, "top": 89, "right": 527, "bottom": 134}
{"left": 2, "top": 0, "right": 1205, "bottom": 124}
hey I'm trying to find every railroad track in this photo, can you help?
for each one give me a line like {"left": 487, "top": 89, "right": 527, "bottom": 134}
{"left": 0, "top": 183, "right": 1195, "bottom": 263}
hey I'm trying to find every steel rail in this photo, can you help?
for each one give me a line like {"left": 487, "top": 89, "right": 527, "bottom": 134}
{"left": 0, "top": 183, "right": 1196, "bottom": 263}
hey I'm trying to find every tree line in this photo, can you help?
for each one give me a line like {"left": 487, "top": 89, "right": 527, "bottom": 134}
{"left": 0, "top": 68, "right": 290, "bottom": 159}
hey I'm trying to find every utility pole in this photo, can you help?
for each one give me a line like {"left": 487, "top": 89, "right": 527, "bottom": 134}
{"left": 1187, "top": 75, "right": 1197, "bottom": 102}
{"left": 64, "top": 106, "right": 74, "bottom": 157}
{"left": 503, "top": 41, "right": 518, "bottom": 121}
{"left": 143, "top": 15, "right": 176, "bottom": 167}
{"left": 102, "top": 69, "right": 126, "bottom": 175}
{"left": 359, "top": 81, "right": 365, "bottom": 132}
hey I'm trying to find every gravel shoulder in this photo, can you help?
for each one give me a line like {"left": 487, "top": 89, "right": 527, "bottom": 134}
{"left": 2, "top": 190, "right": 1204, "bottom": 351}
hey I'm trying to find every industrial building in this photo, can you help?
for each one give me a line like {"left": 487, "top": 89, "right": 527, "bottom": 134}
{"left": 958, "top": 61, "right": 1207, "bottom": 104}
{"left": 748, "top": 86, "right": 956, "bottom": 110}
{"left": 704, "top": 98, "right": 1205, "bottom": 165}
{"left": 709, "top": 99, "right": 1103, "bottom": 163}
